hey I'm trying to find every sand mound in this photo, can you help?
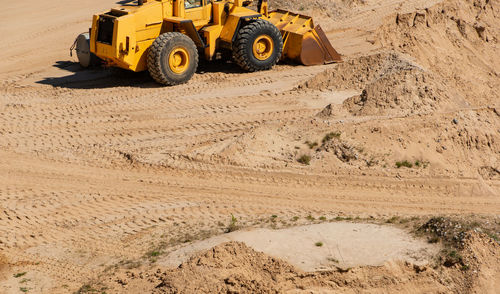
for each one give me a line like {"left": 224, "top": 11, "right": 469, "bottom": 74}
{"left": 100, "top": 232, "right": 499, "bottom": 293}
{"left": 343, "top": 65, "right": 454, "bottom": 116}
{"left": 377, "top": 0, "right": 500, "bottom": 106}
{"left": 154, "top": 242, "right": 298, "bottom": 293}
{"left": 298, "top": 0, "right": 499, "bottom": 116}
{"left": 299, "top": 52, "right": 460, "bottom": 116}
{"left": 298, "top": 52, "right": 407, "bottom": 91}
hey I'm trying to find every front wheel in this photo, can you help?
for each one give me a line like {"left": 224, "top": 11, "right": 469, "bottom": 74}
{"left": 147, "top": 32, "right": 199, "bottom": 86}
{"left": 232, "top": 19, "right": 283, "bottom": 72}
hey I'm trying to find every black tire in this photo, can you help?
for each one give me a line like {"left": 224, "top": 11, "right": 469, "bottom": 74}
{"left": 233, "top": 19, "right": 283, "bottom": 72}
{"left": 147, "top": 32, "right": 199, "bottom": 86}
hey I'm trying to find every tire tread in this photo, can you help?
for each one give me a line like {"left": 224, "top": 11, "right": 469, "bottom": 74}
{"left": 147, "top": 32, "right": 199, "bottom": 86}
{"left": 233, "top": 19, "right": 283, "bottom": 72}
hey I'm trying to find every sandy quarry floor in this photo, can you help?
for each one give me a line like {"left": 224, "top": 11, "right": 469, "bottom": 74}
{"left": 0, "top": 0, "right": 499, "bottom": 293}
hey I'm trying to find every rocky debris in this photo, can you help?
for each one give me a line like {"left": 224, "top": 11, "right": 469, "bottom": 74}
{"left": 478, "top": 166, "right": 500, "bottom": 180}
{"left": 319, "top": 136, "right": 359, "bottom": 163}
{"left": 419, "top": 217, "right": 500, "bottom": 249}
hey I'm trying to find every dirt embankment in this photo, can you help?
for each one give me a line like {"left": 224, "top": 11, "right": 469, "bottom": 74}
{"left": 377, "top": 0, "right": 499, "bottom": 106}
{"left": 96, "top": 231, "right": 499, "bottom": 294}
{"left": 297, "top": 0, "right": 499, "bottom": 116}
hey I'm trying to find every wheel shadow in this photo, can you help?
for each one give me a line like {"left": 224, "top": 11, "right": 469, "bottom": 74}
{"left": 197, "top": 58, "right": 246, "bottom": 74}
{"left": 38, "top": 57, "right": 262, "bottom": 89}
{"left": 36, "top": 61, "right": 160, "bottom": 89}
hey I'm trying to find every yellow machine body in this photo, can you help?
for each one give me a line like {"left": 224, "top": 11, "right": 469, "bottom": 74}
{"left": 89, "top": 0, "right": 341, "bottom": 72}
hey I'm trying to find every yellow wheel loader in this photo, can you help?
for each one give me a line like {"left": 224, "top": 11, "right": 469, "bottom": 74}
{"left": 73, "top": 0, "right": 341, "bottom": 85}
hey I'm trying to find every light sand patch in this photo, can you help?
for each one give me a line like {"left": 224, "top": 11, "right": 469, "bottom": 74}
{"left": 161, "top": 222, "right": 438, "bottom": 271}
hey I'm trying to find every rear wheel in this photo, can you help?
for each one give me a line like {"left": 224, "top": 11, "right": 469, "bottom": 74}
{"left": 233, "top": 19, "right": 283, "bottom": 72}
{"left": 147, "top": 32, "right": 199, "bottom": 86}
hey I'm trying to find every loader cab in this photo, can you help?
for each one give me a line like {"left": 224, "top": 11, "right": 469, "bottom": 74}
{"left": 184, "top": 0, "right": 202, "bottom": 9}
{"left": 173, "top": 0, "right": 214, "bottom": 28}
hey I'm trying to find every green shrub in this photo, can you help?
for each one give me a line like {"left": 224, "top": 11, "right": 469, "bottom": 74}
{"left": 297, "top": 155, "right": 311, "bottom": 165}
{"left": 395, "top": 160, "right": 413, "bottom": 168}
{"left": 322, "top": 132, "right": 341, "bottom": 144}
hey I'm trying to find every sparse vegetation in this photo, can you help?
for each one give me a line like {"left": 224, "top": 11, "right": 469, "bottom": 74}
{"left": 398, "top": 217, "right": 410, "bottom": 224}
{"left": 76, "top": 284, "right": 98, "bottom": 294}
{"left": 306, "top": 215, "right": 315, "bottom": 221}
{"left": 19, "top": 287, "right": 29, "bottom": 293}
{"left": 443, "top": 249, "right": 463, "bottom": 267}
{"left": 13, "top": 272, "right": 27, "bottom": 278}
{"left": 395, "top": 160, "right": 413, "bottom": 168}
{"left": 395, "top": 159, "right": 429, "bottom": 168}
{"left": 327, "top": 257, "right": 339, "bottom": 263}
{"left": 315, "top": 242, "right": 324, "bottom": 247}
{"left": 226, "top": 214, "right": 239, "bottom": 233}
{"left": 414, "top": 160, "right": 429, "bottom": 168}
{"left": 319, "top": 216, "right": 327, "bottom": 221}
{"left": 297, "top": 154, "right": 311, "bottom": 165}
{"left": 304, "top": 141, "right": 318, "bottom": 149}
{"left": 149, "top": 251, "right": 160, "bottom": 257}
{"left": 20, "top": 278, "right": 30, "bottom": 284}
{"left": 291, "top": 216, "right": 299, "bottom": 221}
{"left": 386, "top": 216, "right": 399, "bottom": 223}
{"left": 366, "top": 157, "right": 378, "bottom": 167}
{"left": 322, "top": 132, "right": 341, "bottom": 144}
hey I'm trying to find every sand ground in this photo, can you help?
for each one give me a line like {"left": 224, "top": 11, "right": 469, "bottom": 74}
{"left": 0, "top": 0, "right": 499, "bottom": 293}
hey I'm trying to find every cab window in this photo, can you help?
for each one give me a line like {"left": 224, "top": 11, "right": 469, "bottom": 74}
{"left": 185, "top": 0, "right": 202, "bottom": 9}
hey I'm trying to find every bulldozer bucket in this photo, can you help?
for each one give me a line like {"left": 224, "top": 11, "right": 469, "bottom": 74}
{"left": 266, "top": 9, "right": 342, "bottom": 65}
